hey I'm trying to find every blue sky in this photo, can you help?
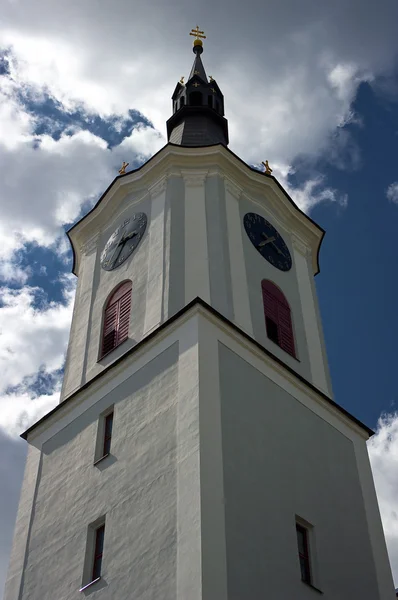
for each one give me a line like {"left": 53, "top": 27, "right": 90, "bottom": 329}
{"left": 1, "top": 0, "right": 398, "bottom": 595}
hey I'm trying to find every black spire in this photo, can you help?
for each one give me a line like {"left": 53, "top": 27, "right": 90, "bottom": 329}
{"left": 166, "top": 29, "right": 229, "bottom": 147}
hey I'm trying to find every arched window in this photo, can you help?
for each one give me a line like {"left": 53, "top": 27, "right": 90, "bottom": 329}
{"left": 261, "top": 280, "right": 296, "bottom": 357}
{"left": 101, "top": 281, "right": 132, "bottom": 358}
{"left": 189, "top": 91, "right": 202, "bottom": 106}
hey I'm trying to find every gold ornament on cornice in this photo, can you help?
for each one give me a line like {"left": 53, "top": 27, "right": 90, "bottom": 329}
{"left": 262, "top": 160, "right": 273, "bottom": 175}
{"left": 194, "top": 70, "right": 200, "bottom": 75}
{"left": 179, "top": 76, "right": 185, "bottom": 84}
{"left": 190, "top": 25, "right": 206, "bottom": 47}
{"left": 119, "top": 161, "right": 129, "bottom": 175}
{"left": 211, "top": 87, "right": 216, "bottom": 93}
{"left": 209, "top": 75, "right": 214, "bottom": 81}
{"left": 193, "top": 82, "right": 200, "bottom": 87}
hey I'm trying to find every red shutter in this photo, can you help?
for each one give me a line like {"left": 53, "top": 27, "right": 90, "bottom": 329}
{"left": 101, "top": 281, "right": 132, "bottom": 358}
{"left": 102, "top": 302, "right": 118, "bottom": 356}
{"left": 277, "top": 302, "right": 296, "bottom": 357}
{"left": 116, "top": 289, "right": 132, "bottom": 345}
{"left": 261, "top": 280, "right": 296, "bottom": 358}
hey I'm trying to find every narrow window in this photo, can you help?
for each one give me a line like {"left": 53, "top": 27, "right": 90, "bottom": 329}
{"left": 207, "top": 95, "right": 213, "bottom": 108}
{"left": 80, "top": 518, "right": 106, "bottom": 591}
{"left": 94, "top": 408, "right": 114, "bottom": 464}
{"left": 189, "top": 91, "right": 202, "bottom": 106}
{"left": 296, "top": 524, "right": 311, "bottom": 584}
{"left": 261, "top": 280, "right": 296, "bottom": 357}
{"left": 180, "top": 96, "right": 185, "bottom": 108}
{"left": 101, "top": 281, "right": 132, "bottom": 358}
{"left": 92, "top": 523, "right": 105, "bottom": 581}
{"left": 103, "top": 412, "right": 113, "bottom": 456}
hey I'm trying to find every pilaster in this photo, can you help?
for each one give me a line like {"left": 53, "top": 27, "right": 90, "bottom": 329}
{"left": 292, "top": 233, "right": 331, "bottom": 396}
{"left": 224, "top": 177, "right": 253, "bottom": 336}
{"left": 182, "top": 171, "right": 210, "bottom": 305}
{"left": 144, "top": 177, "right": 167, "bottom": 335}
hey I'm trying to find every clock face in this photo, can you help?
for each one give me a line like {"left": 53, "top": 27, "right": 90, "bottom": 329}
{"left": 101, "top": 212, "right": 147, "bottom": 271}
{"left": 243, "top": 212, "right": 292, "bottom": 271}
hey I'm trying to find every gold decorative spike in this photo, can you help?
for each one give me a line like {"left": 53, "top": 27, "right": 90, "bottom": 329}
{"left": 209, "top": 75, "right": 214, "bottom": 81}
{"left": 180, "top": 76, "right": 185, "bottom": 84}
{"left": 119, "top": 161, "right": 129, "bottom": 175}
{"left": 193, "top": 82, "right": 200, "bottom": 87}
{"left": 190, "top": 25, "right": 206, "bottom": 41}
{"left": 262, "top": 160, "right": 273, "bottom": 175}
{"left": 211, "top": 87, "right": 216, "bottom": 93}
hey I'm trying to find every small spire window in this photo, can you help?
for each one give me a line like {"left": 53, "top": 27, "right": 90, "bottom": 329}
{"left": 207, "top": 95, "right": 213, "bottom": 108}
{"left": 100, "top": 281, "right": 132, "bottom": 358}
{"left": 261, "top": 280, "right": 296, "bottom": 357}
{"left": 179, "top": 96, "right": 185, "bottom": 109}
{"left": 189, "top": 91, "right": 202, "bottom": 106}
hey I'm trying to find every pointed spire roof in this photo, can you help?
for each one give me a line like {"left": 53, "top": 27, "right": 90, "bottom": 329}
{"left": 166, "top": 27, "right": 229, "bottom": 147}
{"left": 188, "top": 44, "right": 208, "bottom": 83}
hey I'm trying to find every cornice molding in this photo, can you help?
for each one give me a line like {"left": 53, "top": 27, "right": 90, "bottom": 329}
{"left": 181, "top": 170, "right": 208, "bottom": 187}
{"left": 291, "top": 233, "right": 310, "bottom": 257}
{"left": 224, "top": 176, "right": 243, "bottom": 199}
{"left": 81, "top": 233, "right": 100, "bottom": 256}
{"left": 148, "top": 176, "right": 168, "bottom": 197}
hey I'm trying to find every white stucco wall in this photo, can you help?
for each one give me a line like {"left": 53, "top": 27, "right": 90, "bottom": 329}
{"left": 61, "top": 145, "right": 330, "bottom": 403}
{"left": 5, "top": 307, "right": 394, "bottom": 600}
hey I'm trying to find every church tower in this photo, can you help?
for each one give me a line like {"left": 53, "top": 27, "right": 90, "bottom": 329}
{"left": 4, "top": 28, "right": 395, "bottom": 600}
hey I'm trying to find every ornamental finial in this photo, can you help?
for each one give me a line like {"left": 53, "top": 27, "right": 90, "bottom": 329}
{"left": 119, "top": 161, "right": 129, "bottom": 175}
{"left": 262, "top": 160, "right": 273, "bottom": 175}
{"left": 190, "top": 25, "right": 206, "bottom": 47}
{"left": 179, "top": 76, "right": 185, "bottom": 84}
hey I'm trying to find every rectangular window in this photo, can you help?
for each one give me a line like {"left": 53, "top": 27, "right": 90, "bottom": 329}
{"left": 296, "top": 523, "right": 311, "bottom": 584}
{"left": 92, "top": 524, "right": 105, "bottom": 581}
{"left": 94, "top": 408, "right": 114, "bottom": 464}
{"left": 103, "top": 412, "right": 114, "bottom": 457}
{"left": 80, "top": 517, "right": 106, "bottom": 591}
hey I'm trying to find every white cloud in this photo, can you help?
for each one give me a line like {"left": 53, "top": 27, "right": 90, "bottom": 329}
{"left": 0, "top": 277, "right": 76, "bottom": 437}
{"left": 257, "top": 162, "right": 348, "bottom": 212}
{"left": 368, "top": 413, "right": 398, "bottom": 585}
{"left": 386, "top": 182, "right": 398, "bottom": 204}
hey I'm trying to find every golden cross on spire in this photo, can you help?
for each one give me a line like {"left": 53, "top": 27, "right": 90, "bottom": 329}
{"left": 190, "top": 25, "right": 206, "bottom": 41}
{"left": 262, "top": 160, "right": 273, "bottom": 175}
{"left": 119, "top": 161, "right": 129, "bottom": 175}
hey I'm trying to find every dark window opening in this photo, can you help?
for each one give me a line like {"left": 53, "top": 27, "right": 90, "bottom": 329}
{"left": 215, "top": 100, "right": 220, "bottom": 112}
{"left": 296, "top": 524, "right": 311, "bottom": 584}
{"left": 189, "top": 91, "right": 202, "bottom": 106}
{"left": 103, "top": 412, "right": 114, "bottom": 456}
{"left": 179, "top": 96, "right": 185, "bottom": 109}
{"left": 92, "top": 524, "right": 105, "bottom": 581}
{"left": 207, "top": 95, "right": 213, "bottom": 108}
{"left": 265, "top": 317, "right": 279, "bottom": 345}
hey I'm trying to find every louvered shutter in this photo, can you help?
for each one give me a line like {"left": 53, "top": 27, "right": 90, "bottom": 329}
{"left": 116, "top": 289, "right": 131, "bottom": 345}
{"left": 101, "top": 281, "right": 132, "bottom": 358}
{"left": 277, "top": 302, "right": 296, "bottom": 357}
{"left": 261, "top": 280, "right": 296, "bottom": 358}
{"left": 102, "top": 302, "right": 118, "bottom": 356}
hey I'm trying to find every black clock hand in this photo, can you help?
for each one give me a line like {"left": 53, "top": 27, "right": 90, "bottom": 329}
{"left": 123, "top": 230, "right": 138, "bottom": 242}
{"left": 110, "top": 233, "right": 128, "bottom": 267}
{"left": 271, "top": 241, "right": 284, "bottom": 255}
{"left": 258, "top": 234, "right": 276, "bottom": 248}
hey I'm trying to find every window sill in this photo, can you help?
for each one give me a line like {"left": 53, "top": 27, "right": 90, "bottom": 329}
{"left": 302, "top": 580, "right": 323, "bottom": 594}
{"left": 93, "top": 454, "right": 110, "bottom": 466}
{"left": 79, "top": 577, "right": 101, "bottom": 592}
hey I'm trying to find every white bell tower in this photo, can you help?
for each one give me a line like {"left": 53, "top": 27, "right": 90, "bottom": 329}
{"left": 4, "top": 29, "right": 395, "bottom": 600}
